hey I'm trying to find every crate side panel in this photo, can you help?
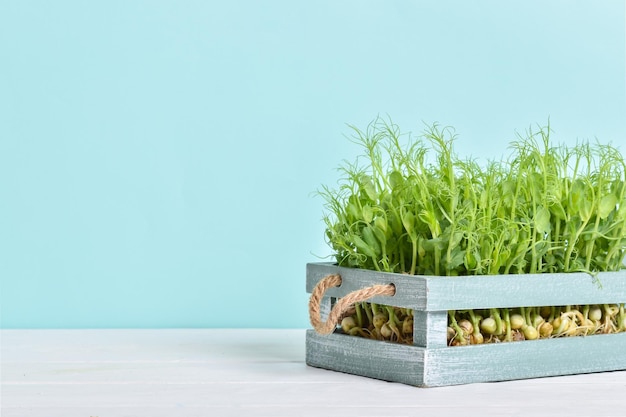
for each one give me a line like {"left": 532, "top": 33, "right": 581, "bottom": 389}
{"left": 306, "top": 263, "right": 427, "bottom": 310}
{"left": 425, "top": 271, "right": 626, "bottom": 310}
{"left": 306, "top": 330, "right": 426, "bottom": 386}
{"left": 424, "top": 333, "right": 626, "bottom": 387}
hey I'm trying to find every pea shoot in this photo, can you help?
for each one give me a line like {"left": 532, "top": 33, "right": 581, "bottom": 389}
{"left": 319, "top": 118, "right": 626, "bottom": 345}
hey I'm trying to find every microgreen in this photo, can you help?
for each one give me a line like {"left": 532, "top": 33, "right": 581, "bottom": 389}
{"left": 318, "top": 118, "right": 626, "bottom": 345}
{"left": 319, "top": 117, "right": 626, "bottom": 277}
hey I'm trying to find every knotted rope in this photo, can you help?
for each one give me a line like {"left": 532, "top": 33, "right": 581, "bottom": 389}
{"left": 308, "top": 274, "right": 396, "bottom": 335}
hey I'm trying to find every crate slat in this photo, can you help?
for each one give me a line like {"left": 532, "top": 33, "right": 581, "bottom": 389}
{"left": 306, "top": 263, "right": 427, "bottom": 309}
{"left": 307, "top": 263, "right": 626, "bottom": 310}
{"left": 306, "top": 330, "right": 626, "bottom": 387}
{"left": 424, "top": 332, "right": 626, "bottom": 386}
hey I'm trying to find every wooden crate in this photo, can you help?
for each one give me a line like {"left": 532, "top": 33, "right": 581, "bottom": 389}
{"left": 305, "top": 262, "right": 626, "bottom": 387}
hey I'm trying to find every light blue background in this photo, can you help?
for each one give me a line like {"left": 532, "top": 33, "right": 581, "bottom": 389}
{"left": 1, "top": 1, "right": 625, "bottom": 328}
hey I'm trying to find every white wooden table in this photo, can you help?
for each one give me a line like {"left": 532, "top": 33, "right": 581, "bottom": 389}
{"left": 2, "top": 329, "right": 626, "bottom": 416}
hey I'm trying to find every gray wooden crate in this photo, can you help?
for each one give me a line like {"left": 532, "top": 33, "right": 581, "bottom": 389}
{"left": 305, "top": 262, "right": 626, "bottom": 387}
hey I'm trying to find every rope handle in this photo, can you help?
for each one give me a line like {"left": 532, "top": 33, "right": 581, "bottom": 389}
{"left": 308, "top": 274, "right": 396, "bottom": 335}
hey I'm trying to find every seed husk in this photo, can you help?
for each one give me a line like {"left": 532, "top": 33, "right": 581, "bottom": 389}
{"left": 341, "top": 316, "right": 356, "bottom": 333}
{"left": 458, "top": 319, "right": 473, "bottom": 336}
{"left": 380, "top": 323, "right": 393, "bottom": 338}
{"left": 510, "top": 314, "right": 525, "bottom": 330}
{"left": 538, "top": 321, "right": 553, "bottom": 338}
{"left": 480, "top": 317, "right": 497, "bottom": 335}
{"left": 373, "top": 313, "right": 387, "bottom": 330}
{"left": 522, "top": 325, "right": 539, "bottom": 340}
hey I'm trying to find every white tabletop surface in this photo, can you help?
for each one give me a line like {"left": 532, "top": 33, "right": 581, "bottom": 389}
{"left": 2, "top": 329, "right": 626, "bottom": 417}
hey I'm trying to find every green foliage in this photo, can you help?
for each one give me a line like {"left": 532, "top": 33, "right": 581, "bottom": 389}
{"left": 319, "top": 118, "right": 626, "bottom": 276}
